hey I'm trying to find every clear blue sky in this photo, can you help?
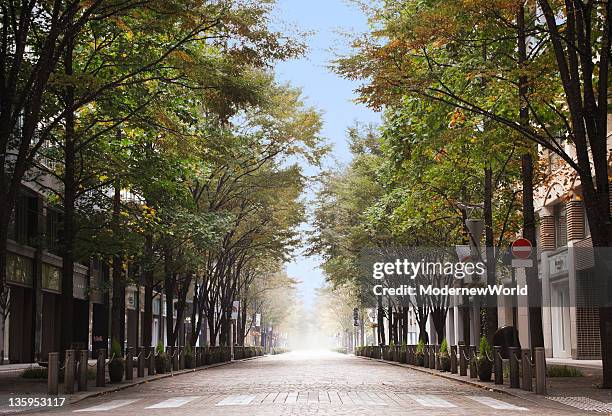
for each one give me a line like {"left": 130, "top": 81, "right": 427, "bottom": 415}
{"left": 272, "top": 0, "right": 380, "bottom": 310}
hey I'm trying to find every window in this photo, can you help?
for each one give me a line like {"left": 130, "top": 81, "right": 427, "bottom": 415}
{"left": 46, "top": 208, "right": 62, "bottom": 255}
{"left": 555, "top": 203, "right": 567, "bottom": 248}
{"left": 14, "top": 191, "right": 38, "bottom": 246}
{"left": 583, "top": 205, "right": 591, "bottom": 238}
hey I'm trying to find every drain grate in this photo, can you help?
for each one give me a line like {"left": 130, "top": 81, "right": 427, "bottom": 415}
{"left": 546, "top": 396, "right": 612, "bottom": 413}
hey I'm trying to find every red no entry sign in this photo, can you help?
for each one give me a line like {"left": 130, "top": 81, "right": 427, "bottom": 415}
{"left": 511, "top": 238, "right": 532, "bottom": 259}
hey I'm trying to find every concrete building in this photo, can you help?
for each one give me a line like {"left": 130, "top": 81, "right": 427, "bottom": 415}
{"left": 1, "top": 181, "right": 201, "bottom": 363}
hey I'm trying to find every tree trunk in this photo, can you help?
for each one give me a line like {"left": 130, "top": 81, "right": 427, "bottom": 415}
{"left": 164, "top": 248, "right": 175, "bottom": 347}
{"left": 418, "top": 318, "right": 428, "bottom": 344}
{"left": 484, "top": 165, "right": 498, "bottom": 340}
{"left": 239, "top": 302, "right": 247, "bottom": 346}
{"left": 432, "top": 308, "right": 445, "bottom": 344}
{"left": 59, "top": 37, "right": 76, "bottom": 356}
{"left": 189, "top": 282, "right": 199, "bottom": 347}
{"left": 377, "top": 295, "right": 385, "bottom": 345}
{"left": 402, "top": 307, "right": 408, "bottom": 344}
{"left": 517, "top": 4, "right": 545, "bottom": 350}
{"left": 387, "top": 303, "right": 393, "bottom": 344}
{"left": 207, "top": 311, "right": 217, "bottom": 346}
{"left": 110, "top": 184, "right": 124, "bottom": 351}
{"left": 142, "top": 234, "right": 153, "bottom": 348}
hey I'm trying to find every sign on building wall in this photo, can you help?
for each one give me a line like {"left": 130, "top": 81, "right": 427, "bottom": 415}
{"left": 6, "top": 253, "right": 34, "bottom": 287}
{"left": 42, "top": 263, "right": 61, "bottom": 293}
{"left": 73, "top": 274, "right": 87, "bottom": 300}
{"left": 126, "top": 291, "right": 136, "bottom": 310}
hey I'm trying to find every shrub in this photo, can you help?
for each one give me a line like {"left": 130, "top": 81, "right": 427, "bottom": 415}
{"left": 415, "top": 339, "right": 425, "bottom": 366}
{"left": 108, "top": 339, "right": 125, "bottom": 383}
{"left": 416, "top": 339, "right": 425, "bottom": 354}
{"left": 155, "top": 341, "right": 168, "bottom": 373}
{"left": 438, "top": 338, "right": 450, "bottom": 371}
{"left": 479, "top": 336, "right": 491, "bottom": 357}
{"left": 440, "top": 338, "right": 448, "bottom": 354}
{"left": 476, "top": 336, "right": 492, "bottom": 382}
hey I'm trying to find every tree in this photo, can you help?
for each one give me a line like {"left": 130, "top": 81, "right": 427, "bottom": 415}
{"left": 337, "top": 0, "right": 611, "bottom": 383}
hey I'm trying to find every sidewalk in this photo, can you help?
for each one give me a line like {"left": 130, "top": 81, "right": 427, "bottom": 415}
{"left": 0, "top": 356, "right": 262, "bottom": 414}
{"left": 358, "top": 356, "right": 612, "bottom": 413}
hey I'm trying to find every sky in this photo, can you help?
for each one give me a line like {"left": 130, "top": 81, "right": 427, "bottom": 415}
{"left": 272, "top": 0, "right": 381, "bottom": 310}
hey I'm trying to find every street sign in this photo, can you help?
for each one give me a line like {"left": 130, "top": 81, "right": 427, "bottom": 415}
{"left": 353, "top": 308, "right": 359, "bottom": 327}
{"left": 231, "top": 301, "right": 240, "bottom": 320}
{"left": 511, "top": 238, "right": 532, "bottom": 259}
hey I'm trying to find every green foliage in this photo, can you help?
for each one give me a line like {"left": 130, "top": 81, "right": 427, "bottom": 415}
{"left": 416, "top": 339, "right": 425, "bottom": 354}
{"left": 111, "top": 339, "right": 122, "bottom": 358}
{"left": 478, "top": 336, "right": 491, "bottom": 358}
{"left": 156, "top": 341, "right": 165, "bottom": 355}
{"left": 440, "top": 338, "right": 448, "bottom": 354}
{"left": 547, "top": 365, "right": 583, "bottom": 378}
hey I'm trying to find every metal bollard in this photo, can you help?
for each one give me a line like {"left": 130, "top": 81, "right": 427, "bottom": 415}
{"left": 535, "top": 347, "right": 547, "bottom": 395}
{"left": 434, "top": 345, "right": 440, "bottom": 370}
{"left": 64, "top": 349, "right": 76, "bottom": 394}
{"left": 96, "top": 349, "right": 105, "bottom": 387}
{"left": 509, "top": 347, "right": 520, "bottom": 388}
{"left": 430, "top": 345, "right": 436, "bottom": 369}
{"left": 494, "top": 346, "right": 503, "bottom": 385}
{"left": 450, "top": 345, "right": 458, "bottom": 374}
{"left": 125, "top": 347, "right": 133, "bottom": 380}
{"left": 138, "top": 346, "right": 145, "bottom": 377}
{"left": 48, "top": 352, "right": 59, "bottom": 395}
{"left": 522, "top": 349, "right": 532, "bottom": 391}
{"left": 148, "top": 346, "right": 155, "bottom": 376}
{"left": 459, "top": 344, "right": 467, "bottom": 376}
{"left": 469, "top": 345, "right": 477, "bottom": 379}
{"left": 78, "top": 350, "right": 88, "bottom": 391}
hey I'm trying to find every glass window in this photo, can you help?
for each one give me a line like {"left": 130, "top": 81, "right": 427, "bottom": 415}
{"left": 15, "top": 191, "right": 38, "bottom": 246}
{"left": 46, "top": 208, "right": 62, "bottom": 255}
{"left": 555, "top": 203, "right": 567, "bottom": 248}
{"left": 583, "top": 205, "right": 591, "bottom": 237}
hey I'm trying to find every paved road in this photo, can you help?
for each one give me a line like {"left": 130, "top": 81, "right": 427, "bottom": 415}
{"left": 30, "top": 351, "right": 582, "bottom": 415}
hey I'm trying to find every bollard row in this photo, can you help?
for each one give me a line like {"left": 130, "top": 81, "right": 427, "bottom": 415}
{"left": 357, "top": 342, "right": 547, "bottom": 395}
{"left": 47, "top": 344, "right": 265, "bottom": 395}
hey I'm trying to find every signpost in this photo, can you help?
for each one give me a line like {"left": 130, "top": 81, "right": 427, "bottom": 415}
{"left": 511, "top": 238, "right": 533, "bottom": 268}
{"left": 230, "top": 301, "right": 239, "bottom": 360}
{"left": 231, "top": 301, "right": 240, "bottom": 319}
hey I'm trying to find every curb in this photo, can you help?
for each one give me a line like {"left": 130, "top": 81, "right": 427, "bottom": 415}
{"left": 68, "top": 356, "right": 262, "bottom": 404}
{"left": 12, "top": 356, "right": 264, "bottom": 414}
{"left": 355, "top": 356, "right": 546, "bottom": 406}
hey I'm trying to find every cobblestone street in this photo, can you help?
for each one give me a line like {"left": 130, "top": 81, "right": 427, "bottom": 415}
{"left": 25, "top": 351, "right": 585, "bottom": 416}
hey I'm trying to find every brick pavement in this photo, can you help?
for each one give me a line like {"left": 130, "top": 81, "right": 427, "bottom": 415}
{"left": 18, "top": 351, "right": 589, "bottom": 416}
